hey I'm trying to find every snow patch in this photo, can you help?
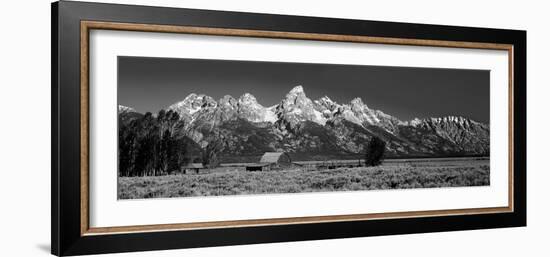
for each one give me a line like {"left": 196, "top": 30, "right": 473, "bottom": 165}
{"left": 313, "top": 109, "right": 327, "bottom": 125}
{"left": 264, "top": 109, "right": 277, "bottom": 123}
{"left": 188, "top": 106, "right": 201, "bottom": 115}
{"left": 118, "top": 105, "right": 135, "bottom": 113}
{"left": 290, "top": 108, "right": 303, "bottom": 115}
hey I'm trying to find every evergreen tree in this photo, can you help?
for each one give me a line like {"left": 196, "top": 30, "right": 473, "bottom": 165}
{"left": 365, "top": 136, "right": 386, "bottom": 167}
{"left": 168, "top": 138, "right": 186, "bottom": 173}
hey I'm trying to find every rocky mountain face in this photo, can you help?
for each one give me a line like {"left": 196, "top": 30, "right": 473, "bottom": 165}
{"left": 403, "top": 116, "right": 490, "bottom": 154}
{"left": 120, "top": 86, "right": 490, "bottom": 161}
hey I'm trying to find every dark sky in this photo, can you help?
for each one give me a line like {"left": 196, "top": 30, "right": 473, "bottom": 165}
{"left": 118, "top": 56, "right": 490, "bottom": 123}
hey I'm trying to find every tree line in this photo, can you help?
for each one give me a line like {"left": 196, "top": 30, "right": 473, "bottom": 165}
{"left": 118, "top": 110, "right": 195, "bottom": 177}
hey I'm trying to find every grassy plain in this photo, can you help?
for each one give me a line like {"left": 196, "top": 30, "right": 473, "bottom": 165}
{"left": 118, "top": 158, "right": 489, "bottom": 199}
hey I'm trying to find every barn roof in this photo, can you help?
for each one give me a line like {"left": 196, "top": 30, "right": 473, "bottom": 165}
{"left": 260, "top": 152, "right": 287, "bottom": 163}
{"left": 184, "top": 163, "right": 204, "bottom": 169}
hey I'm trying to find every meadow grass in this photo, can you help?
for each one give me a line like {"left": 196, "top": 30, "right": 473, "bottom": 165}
{"left": 118, "top": 159, "right": 489, "bottom": 199}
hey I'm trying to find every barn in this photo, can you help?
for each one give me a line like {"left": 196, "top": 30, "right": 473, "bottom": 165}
{"left": 259, "top": 152, "right": 292, "bottom": 170}
{"left": 182, "top": 163, "right": 205, "bottom": 174}
{"left": 227, "top": 152, "right": 293, "bottom": 172}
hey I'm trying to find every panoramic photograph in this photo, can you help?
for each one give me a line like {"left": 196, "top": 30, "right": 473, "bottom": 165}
{"left": 117, "top": 56, "right": 490, "bottom": 199}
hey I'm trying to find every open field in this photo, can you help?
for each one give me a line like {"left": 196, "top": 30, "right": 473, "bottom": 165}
{"left": 118, "top": 158, "right": 489, "bottom": 199}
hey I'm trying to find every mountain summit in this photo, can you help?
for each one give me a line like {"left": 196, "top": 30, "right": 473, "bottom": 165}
{"left": 237, "top": 93, "right": 277, "bottom": 123}
{"left": 276, "top": 85, "right": 327, "bottom": 127}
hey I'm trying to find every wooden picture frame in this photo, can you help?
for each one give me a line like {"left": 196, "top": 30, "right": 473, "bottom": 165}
{"left": 52, "top": 1, "right": 526, "bottom": 256}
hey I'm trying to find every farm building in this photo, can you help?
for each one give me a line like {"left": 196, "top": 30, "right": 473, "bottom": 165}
{"left": 260, "top": 152, "right": 292, "bottom": 166}
{"left": 249, "top": 152, "right": 292, "bottom": 171}
{"left": 220, "top": 152, "right": 294, "bottom": 172}
{"left": 182, "top": 163, "right": 205, "bottom": 174}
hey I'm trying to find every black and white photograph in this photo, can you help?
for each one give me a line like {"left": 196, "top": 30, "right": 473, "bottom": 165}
{"left": 117, "top": 56, "right": 490, "bottom": 199}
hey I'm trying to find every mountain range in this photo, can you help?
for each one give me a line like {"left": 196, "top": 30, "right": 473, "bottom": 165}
{"left": 119, "top": 85, "right": 490, "bottom": 162}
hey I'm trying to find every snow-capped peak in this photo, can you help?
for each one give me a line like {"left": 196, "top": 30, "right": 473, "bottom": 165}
{"left": 220, "top": 95, "right": 236, "bottom": 103}
{"left": 408, "top": 117, "right": 423, "bottom": 126}
{"left": 219, "top": 95, "right": 237, "bottom": 110}
{"left": 350, "top": 97, "right": 371, "bottom": 111}
{"left": 276, "top": 85, "right": 327, "bottom": 126}
{"left": 118, "top": 105, "right": 136, "bottom": 113}
{"left": 315, "top": 96, "right": 337, "bottom": 109}
{"left": 118, "top": 104, "right": 135, "bottom": 112}
{"left": 350, "top": 97, "right": 365, "bottom": 106}
{"left": 167, "top": 93, "right": 217, "bottom": 118}
{"left": 238, "top": 93, "right": 258, "bottom": 105}
{"left": 282, "top": 85, "right": 310, "bottom": 104}
{"left": 236, "top": 93, "right": 276, "bottom": 123}
{"left": 347, "top": 97, "right": 380, "bottom": 125}
{"left": 289, "top": 85, "right": 305, "bottom": 94}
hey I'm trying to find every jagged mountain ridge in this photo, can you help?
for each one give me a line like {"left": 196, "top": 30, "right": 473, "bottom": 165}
{"left": 119, "top": 85, "right": 490, "bottom": 161}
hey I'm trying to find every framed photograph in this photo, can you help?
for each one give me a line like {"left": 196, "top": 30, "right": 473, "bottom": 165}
{"left": 52, "top": 1, "right": 526, "bottom": 256}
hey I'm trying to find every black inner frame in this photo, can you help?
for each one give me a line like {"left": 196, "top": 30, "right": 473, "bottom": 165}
{"left": 51, "top": 1, "right": 526, "bottom": 256}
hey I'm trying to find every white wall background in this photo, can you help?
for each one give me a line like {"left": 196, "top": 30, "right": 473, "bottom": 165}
{"left": 0, "top": 0, "right": 547, "bottom": 256}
